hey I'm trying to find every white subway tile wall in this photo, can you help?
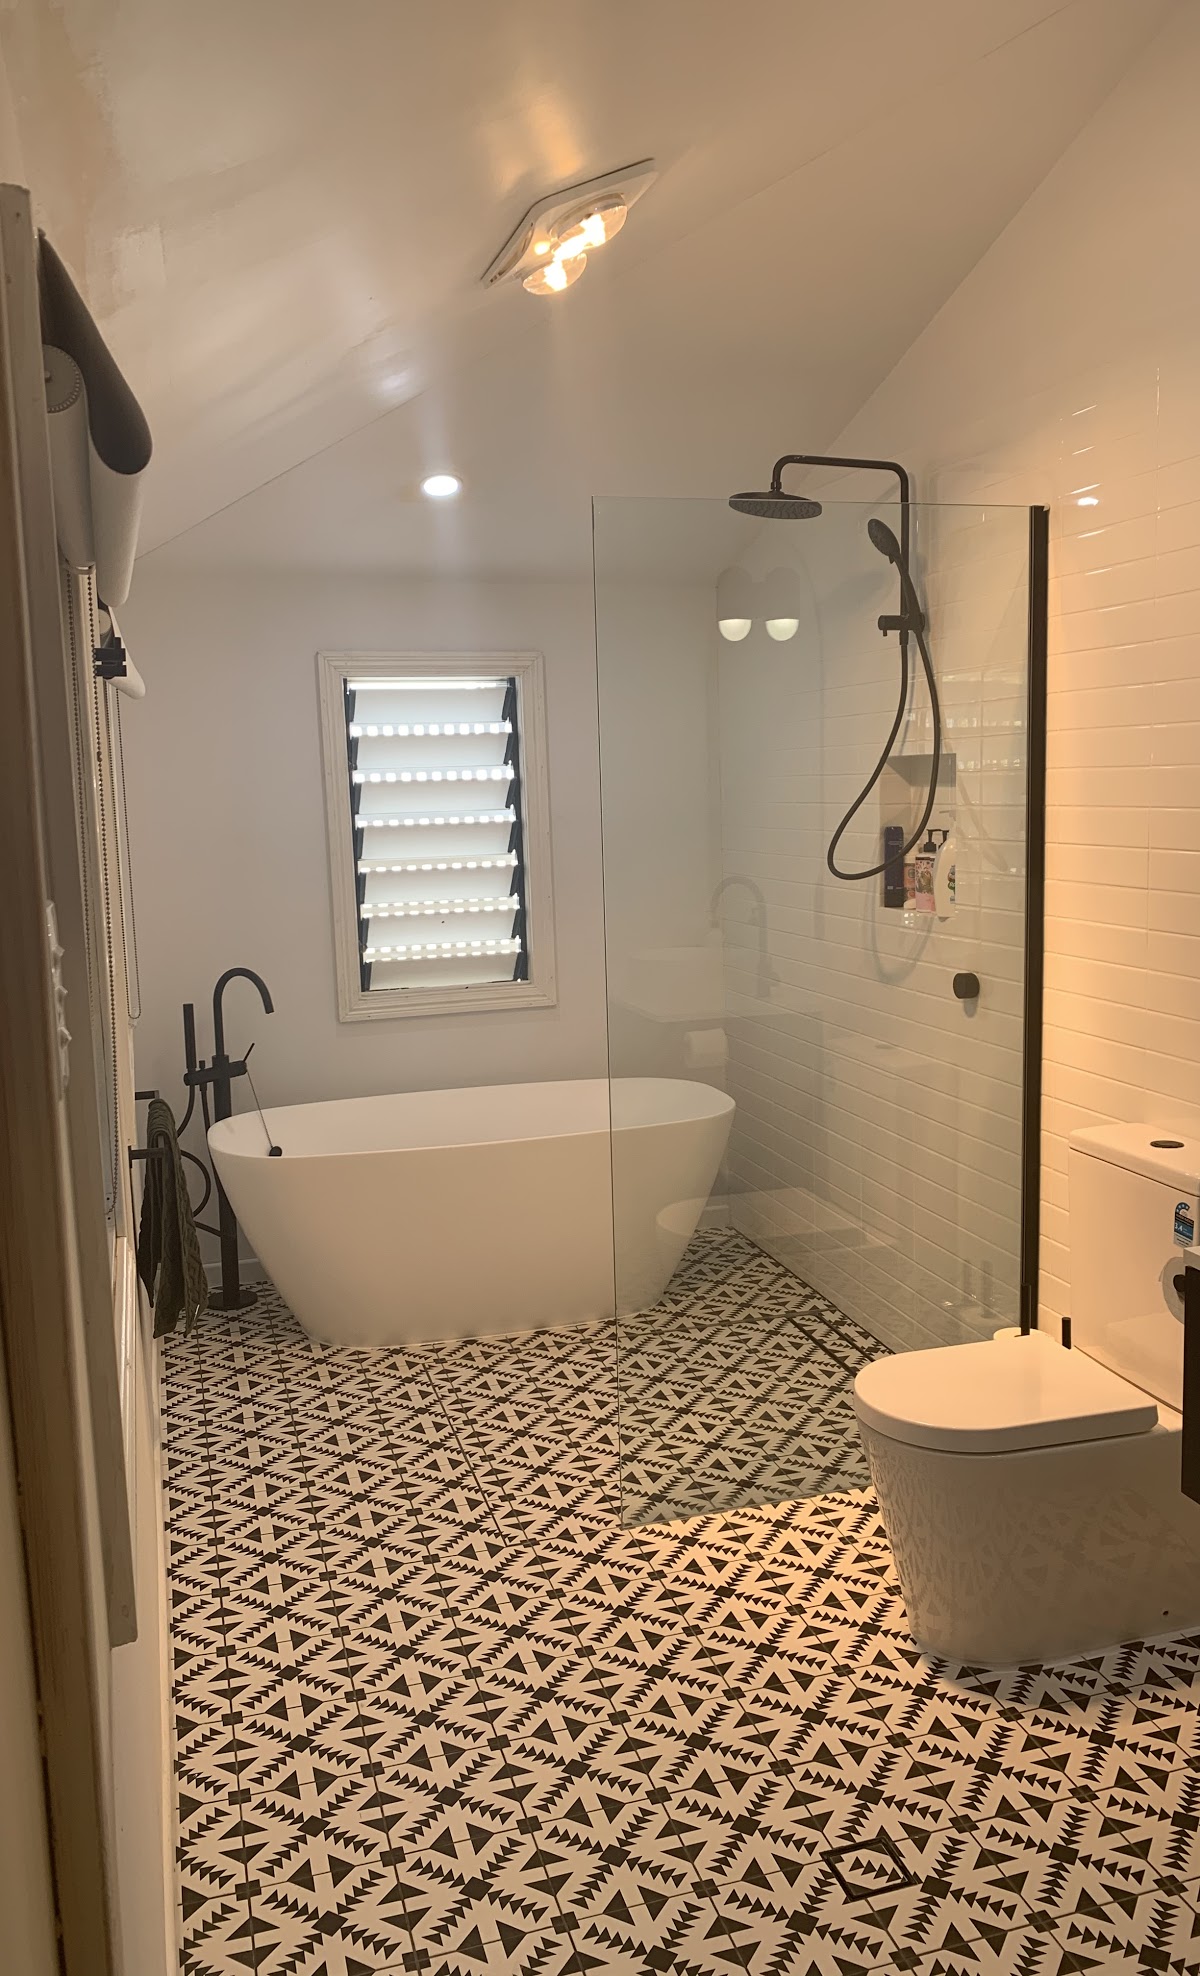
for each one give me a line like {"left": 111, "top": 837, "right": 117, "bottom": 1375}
{"left": 769, "top": 5, "right": 1200, "bottom": 1332}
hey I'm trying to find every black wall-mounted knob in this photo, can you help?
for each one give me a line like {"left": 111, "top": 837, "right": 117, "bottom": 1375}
{"left": 953, "top": 972, "right": 981, "bottom": 1001}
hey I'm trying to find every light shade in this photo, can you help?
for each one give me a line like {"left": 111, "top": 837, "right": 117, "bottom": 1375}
{"left": 763, "top": 567, "right": 802, "bottom": 641}
{"left": 716, "top": 566, "right": 755, "bottom": 642}
{"left": 421, "top": 473, "right": 462, "bottom": 499}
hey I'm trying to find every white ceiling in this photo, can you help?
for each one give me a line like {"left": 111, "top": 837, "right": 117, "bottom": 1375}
{"left": 1, "top": 0, "right": 1175, "bottom": 575}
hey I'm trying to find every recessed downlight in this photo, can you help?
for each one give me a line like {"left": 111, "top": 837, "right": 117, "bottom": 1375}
{"left": 420, "top": 473, "right": 462, "bottom": 500}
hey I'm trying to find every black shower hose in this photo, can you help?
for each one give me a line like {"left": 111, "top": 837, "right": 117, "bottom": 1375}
{"left": 825, "top": 557, "right": 943, "bottom": 884}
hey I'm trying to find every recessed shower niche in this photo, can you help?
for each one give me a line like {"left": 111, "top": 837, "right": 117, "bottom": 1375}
{"left": 593, "top": 491, "right": 1047, "bottom": 1524}
{"left": 879, "top": 749, "right": 957, "bottom": 918}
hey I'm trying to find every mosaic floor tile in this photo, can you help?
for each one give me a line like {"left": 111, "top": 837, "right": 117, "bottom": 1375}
{"left": 248, "top": 1861, "right": 414, "bottom": 1975}
{"left": 179, "top": 1893, "right": 263, "bottom": 1976}
{"left": 704, "top": 1870, "right": 898, "bottom": 1971}
{"left": 164, "top": 1233, "right": 1200, "bottom": 1975}
{"left": 910, "top": 1929, "right": 1058, "bottom": 1975}
{"left": 1047, "top": 1886, "right": 1200, "bottom": 1969}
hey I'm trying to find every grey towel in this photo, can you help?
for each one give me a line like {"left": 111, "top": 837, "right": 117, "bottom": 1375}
{"left": 136, "top": 1098, "right": 208, "bottom": 1336}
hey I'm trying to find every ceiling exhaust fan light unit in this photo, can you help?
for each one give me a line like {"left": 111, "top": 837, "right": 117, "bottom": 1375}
{"left": 483, "top": 162, "right": 655, "bottom": 298}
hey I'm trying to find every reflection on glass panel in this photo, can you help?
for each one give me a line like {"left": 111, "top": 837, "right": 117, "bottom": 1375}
{"left": 595, "top": 496, "right": 1035, "bottom": 1525}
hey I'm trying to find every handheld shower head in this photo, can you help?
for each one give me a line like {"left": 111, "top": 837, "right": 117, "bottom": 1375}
{"left": 867, "top": 516, "right": 903, "bottom": 564}
{"left": 729, "top": 490, "right": 822, "bottom": 520}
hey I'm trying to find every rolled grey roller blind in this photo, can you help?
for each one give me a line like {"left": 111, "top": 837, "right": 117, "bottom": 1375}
{"left": 39, "top": 233, "right": 152, "bottom": 608}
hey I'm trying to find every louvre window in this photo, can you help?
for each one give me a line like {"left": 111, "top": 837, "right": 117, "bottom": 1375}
{"left": 318, "top": 651, "right": 556, "bottom": 1020}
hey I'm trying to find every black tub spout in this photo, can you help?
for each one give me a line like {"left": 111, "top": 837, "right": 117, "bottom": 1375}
{"left": 212, "top": 966, "right": 274, "bottom": 1068}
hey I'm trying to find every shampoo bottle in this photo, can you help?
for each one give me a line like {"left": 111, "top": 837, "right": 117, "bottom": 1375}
{"left": 912, "top": 828, "right": 938, "bottom": 912}
{"left": 934, "top": 827, "right": 957, "bottom": 919}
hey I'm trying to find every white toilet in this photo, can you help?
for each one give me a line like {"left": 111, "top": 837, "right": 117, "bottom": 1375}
{"left": 854, "top": 1124, "right": 1200, "bottom": 1666}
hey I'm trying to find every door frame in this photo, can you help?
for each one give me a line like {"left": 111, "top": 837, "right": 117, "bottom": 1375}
{"left": 0, "top": 187, "right": 121, "bottom": 1972}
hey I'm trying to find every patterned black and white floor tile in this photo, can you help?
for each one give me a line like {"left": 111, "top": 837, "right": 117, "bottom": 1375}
{"left": 163, "top": 1234, "right": 1200, "bottom": 1974}
{"left": 616, "top": 1230, "right": 876, "bottom": 1523}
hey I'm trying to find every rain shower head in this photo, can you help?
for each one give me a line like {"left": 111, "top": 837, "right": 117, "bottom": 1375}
{"left": 722, "top": 449, "right": 938, "bottom": 891}
{"left": 867, "top": 516, "right": 903, "bottom": 564}
{"left": 729, "top": 490, "right": 823, "bottom": 520}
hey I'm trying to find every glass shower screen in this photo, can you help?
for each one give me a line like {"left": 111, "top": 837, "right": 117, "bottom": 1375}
{"left": 594, "top": 495, "right": 1044, "bottom": 1525}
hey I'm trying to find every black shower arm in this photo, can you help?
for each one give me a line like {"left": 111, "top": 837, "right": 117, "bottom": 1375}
{"left": 769, "top": 454, "right": 912, "bottom": 564}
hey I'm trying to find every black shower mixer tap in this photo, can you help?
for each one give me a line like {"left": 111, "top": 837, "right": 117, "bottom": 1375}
{"left": 181, "top": 967, "right": 276, "bottom": 1310}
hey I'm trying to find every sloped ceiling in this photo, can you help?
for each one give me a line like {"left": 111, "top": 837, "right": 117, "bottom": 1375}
{"left": 2, "top": 0, "right": 1175, "bottom": 574}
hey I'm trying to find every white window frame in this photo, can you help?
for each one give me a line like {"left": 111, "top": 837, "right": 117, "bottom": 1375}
{"left": 317, "top": 649, "right": 557, "bottom": 1021}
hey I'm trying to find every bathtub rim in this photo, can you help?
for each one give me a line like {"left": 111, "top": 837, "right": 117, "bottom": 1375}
{"left": 208, "top": 1074, "right": 734, "bottom": 1164}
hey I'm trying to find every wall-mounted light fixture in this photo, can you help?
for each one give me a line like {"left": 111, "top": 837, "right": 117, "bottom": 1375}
{"left": 481, "top": 163, "right": 656, "bottom": 300}
{"left": 763, "top": 567, "right": 801, "bottom": 641}
{"left": 716, "top": 566, "right": 803, "bottom": 642}
{"left": 716, "top": 567, "right": 754, "bottom": 641}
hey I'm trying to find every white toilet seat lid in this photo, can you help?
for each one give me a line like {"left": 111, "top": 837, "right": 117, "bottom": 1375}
{"left": 854, "top": 1329, "right": 1159, "bottom": 1454}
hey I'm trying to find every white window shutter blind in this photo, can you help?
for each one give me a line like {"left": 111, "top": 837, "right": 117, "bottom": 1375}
{"left": 344, "top": 674, "right": 530, "bottom": 992}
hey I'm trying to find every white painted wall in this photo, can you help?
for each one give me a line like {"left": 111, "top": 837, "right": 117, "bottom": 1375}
{"left": 808, "top": 1, "right": 1200, "bottom": 1330}
{"left": 0, "top": 52, "right": 24, "bottom": 186}
{"left": 119, "top": 570, "right": 606, "bottom": 1136}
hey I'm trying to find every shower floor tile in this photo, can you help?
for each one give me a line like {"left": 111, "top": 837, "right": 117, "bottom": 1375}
{"left": 163, "top": 1234, "right": 1200, "bottom": 1974}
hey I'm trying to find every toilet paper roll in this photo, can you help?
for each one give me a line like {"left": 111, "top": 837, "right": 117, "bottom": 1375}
{"left": 684, "top": 1027, "right": 728, "bottom": 1070}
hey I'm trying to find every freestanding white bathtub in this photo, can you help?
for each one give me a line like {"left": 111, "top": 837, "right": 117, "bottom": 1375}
{"left": 208, "top": 1077, "right": 733, "bottom": 1347}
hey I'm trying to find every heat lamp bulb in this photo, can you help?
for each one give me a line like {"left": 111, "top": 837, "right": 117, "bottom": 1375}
{"left": 522, "top": 248, "right": 587, "bottom": 296}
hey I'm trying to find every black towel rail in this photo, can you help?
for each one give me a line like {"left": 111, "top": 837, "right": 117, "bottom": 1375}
{"left": 130, "top": 1088, "right": 216, "bottom": 1236}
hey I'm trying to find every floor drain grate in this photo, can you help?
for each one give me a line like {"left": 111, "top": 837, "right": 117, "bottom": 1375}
{"left": 824, "top": 1832, "right": 917, "bottom": 1900}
